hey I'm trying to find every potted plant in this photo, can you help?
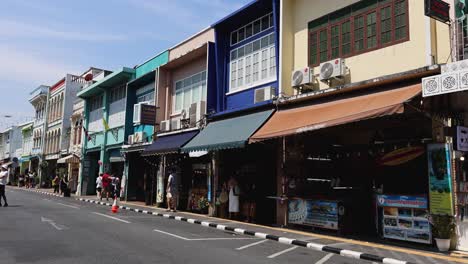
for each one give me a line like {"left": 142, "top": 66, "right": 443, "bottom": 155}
{"left": 430, "top": 214, "right": 456, "bottom": 252}
{"left": 198, "top": 197, "right": 210, "bottom": 214}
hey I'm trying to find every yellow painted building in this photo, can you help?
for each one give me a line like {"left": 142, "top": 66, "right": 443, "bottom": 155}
{"left": 279, "top": 0, "right": 452, "bottom": 96}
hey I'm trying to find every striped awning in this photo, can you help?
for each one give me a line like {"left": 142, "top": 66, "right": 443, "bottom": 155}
{"left": 57, "top": 154, "right": 80, "bottom": 164}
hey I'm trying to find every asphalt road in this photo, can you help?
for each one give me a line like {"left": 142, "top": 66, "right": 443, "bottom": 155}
{"left": 0, "top": 189, "right": 455, "bottom": 264}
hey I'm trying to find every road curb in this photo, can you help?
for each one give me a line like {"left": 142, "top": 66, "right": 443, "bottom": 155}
{"left": 76, "top": 197, "right": 415, "bottom": 264}
{"left": 20, "top": 188, "right": 63, "bottom": 198}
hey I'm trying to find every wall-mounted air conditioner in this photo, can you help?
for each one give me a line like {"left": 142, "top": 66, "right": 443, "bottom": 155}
{"left": 319, "top": 58, "right": 346, "bottom": 81}
{"left": 170, "top": 118, "right": 181, "bottom": 131}
{"left": 133, "top": 131, "right": 146, "bottom": 143}
{"left": 254, "top": 86, "right": 276, "bottom": 104}
{"left": 128, "top": 135, "right": 134, "bottom": 145}
{"left": 189, "top": 101, "right": 206, "bottom": 127}
{"left": 160, "top": 120, "right": 171, "bottom": 132}
{"left": 291, "top": 67, "right": 313, "bottom": 87}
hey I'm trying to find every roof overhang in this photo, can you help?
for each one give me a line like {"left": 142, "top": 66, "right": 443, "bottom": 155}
{"left": 77, "top": 67, "right": 135, "bottom": 98}
{"left": 161, "top": 43, "right": 208, "bottom": 70}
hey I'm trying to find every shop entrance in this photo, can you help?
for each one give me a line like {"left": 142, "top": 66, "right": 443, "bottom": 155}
{"left": 217, "top": 143, "right": 277, "bottom": 225}
{"left": 286, "top": 113, "right": 433, "bottom": 241}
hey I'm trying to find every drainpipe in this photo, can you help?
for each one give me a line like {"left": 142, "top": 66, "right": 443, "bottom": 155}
{"left": 100, "top": 90, "right": 109, "bottom": 174}
{"left": 77, "top": 101, "right": 88, "bottom": 196}
{"left": 426, "top": 16, "right": 435, "bottom": 65}
{"left": 39, "top": 90, "right": 51, "bottom": 187}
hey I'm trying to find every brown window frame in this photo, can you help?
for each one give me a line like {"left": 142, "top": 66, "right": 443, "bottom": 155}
{"left": 308, "top": 0, "right": 409, "bottom": 67}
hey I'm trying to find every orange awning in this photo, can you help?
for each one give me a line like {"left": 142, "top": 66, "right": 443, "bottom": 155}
{"left": 250, "top": 84, "right": 421, "bottom": 142}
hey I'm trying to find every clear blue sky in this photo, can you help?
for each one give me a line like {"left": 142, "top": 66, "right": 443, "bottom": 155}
{"left": 0, "top": 0, "right": 250, "bottom": 129}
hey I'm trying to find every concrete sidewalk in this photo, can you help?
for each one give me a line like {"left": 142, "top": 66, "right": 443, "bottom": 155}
{"left": 16, "top": 187, "right": 468, "bottom": 264}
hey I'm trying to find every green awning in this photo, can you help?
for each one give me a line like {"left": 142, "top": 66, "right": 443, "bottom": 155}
{"left": 181, "top": 109, "right": 274, "bottom": 153}
{"left": 77, "top": 67, "right": 135, "bottom": 98}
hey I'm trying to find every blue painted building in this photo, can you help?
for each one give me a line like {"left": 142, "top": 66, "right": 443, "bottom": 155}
{"left": 180, "top": 0, "right": 280, "bottom": 222}
{"left": 211, "top": 0, "right": 280, "bottom": 116}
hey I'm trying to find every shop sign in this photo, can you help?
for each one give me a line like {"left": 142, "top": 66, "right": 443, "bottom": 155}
{"left": 140, "top": 104, "right": 157, "bottom": 125}
{"left": 425, "top": 0, "right": 450, "bottom": 23}
{"left": 456, "top": 126, "right": 468, "bottom": 151}
{"left": 288, "top": 199, "right": 338, "bottom": 230}
{"left": 422, "top": 70, "right": 468, "bottom": 97}
{"left": 377, "top": 195, "right": 428, "bottom": 209}
{"left": 427, "top": 143, "right": 454, "bottom": 215}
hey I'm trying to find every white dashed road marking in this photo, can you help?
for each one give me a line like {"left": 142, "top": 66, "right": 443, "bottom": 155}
{"left": 315, "top": 253, "right": 334, "bottom": 264}
{"left": 236, "top": 239, "right": 268, "bottom": 250}
{"left": 267, "top": 246, "right": 298, "bottom": 258}
{"left": 92, "top": 212, "right": 131, "bottom": 224}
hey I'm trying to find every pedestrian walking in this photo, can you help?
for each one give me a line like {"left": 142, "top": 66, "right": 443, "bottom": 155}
{"left": 60, "top": 177, "right": 68, "bottom": 195}
{"left": 0, "top": 166, "right": 8, "bottom": 207}
{"left": 52, "top": 175, "right": 60, "bottom": 194}
{"left": 112, "top": 176, "right": 120, "bottom": 199}
{"left": 102, "top": 172, "right": 111, "bottom": 201}
{"left": 166, "top": 171, "right": 177, "bottom": 212}
{"left": 96, "top": 174, "right": 103, "bottom": 200}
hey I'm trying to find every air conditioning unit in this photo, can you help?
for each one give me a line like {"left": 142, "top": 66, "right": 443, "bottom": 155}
{"left": 127, "top": 135, "right": 134, "bottom": 145}
{"left": 133, "top": 132, "right": 146, "bottom": 143}
{"left": 254, "top": 87, "right": 276, "bottom": 104}
{"left": 170, "top": 118, "right": 181, "bottom": 131}
{"left": 291, "top": 67, "right": 313, "bottom": 87}
{"left": 189, "top": 101, "right": 206, "bottom": 127}
{"left": 160, "top": 120, "right": 171, "bottom": 132}
{"left": 319, "top": 58, "right": 346, "bottom": 81}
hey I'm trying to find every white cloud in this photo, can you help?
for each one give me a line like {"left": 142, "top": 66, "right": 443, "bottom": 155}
{"left": 0, "top": 44, "right": 82, "bottom": 84}
{"left": 0, "top": 19, "right": 127, "bottom": 42}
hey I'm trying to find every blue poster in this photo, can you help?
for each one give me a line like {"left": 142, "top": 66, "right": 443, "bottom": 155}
{"left": 288, "top": 199, "right": 338, "bottom": 230}
{"left": 377, "top": 195, "right": 427, "bottom": 209}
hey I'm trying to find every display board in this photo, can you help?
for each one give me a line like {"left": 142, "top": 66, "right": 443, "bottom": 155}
{"left": 377, "top": 195, "right": 431, "bottom": 244}
{"left": 288, "top": 199, "right": 338, "bottom": 230}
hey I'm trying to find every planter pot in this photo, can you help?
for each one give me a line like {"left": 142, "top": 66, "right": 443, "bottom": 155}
{"left": 435, "top": 238, "right": 451, "bottom": 252}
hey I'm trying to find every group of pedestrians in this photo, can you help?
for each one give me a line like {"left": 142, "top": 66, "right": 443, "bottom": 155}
{"left": 52, "top": 175, "right": 69, "bottom": 195}
{"left": 96, "top": 172, "right": 121, "bottom": 201}
{"left": 18, "top": 171, "right": 37, "bottom": 188}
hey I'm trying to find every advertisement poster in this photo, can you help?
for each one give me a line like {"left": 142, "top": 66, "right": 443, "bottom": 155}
{"left": 427, "top": 144, "right": 454, "bottom": 215}
{"left": 156, "top": 171, "right": 164, "bottom": 203}
{"left": 377, "top": 195, "right": 427, "bottom": 209}
{"left": 379, "top": 195, "right": 431, "bottom": 244}
{"left": 288, "top": 199, "right": 338, "bottom": 230}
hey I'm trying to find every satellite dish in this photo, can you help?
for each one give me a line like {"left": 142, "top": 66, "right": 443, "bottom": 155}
{"left": 84, "top": 73, "right": 93, "bottom": 81}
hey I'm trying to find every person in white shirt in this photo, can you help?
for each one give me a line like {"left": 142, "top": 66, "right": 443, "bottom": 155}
{"left": 0, "top": 166, "right": 9, "bottom": 207}
{"left": 96, "top": 174, "right": 103, "bottom": 200}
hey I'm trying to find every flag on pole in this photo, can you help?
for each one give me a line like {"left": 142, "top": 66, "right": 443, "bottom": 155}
{"left": 102, "top": 117, "right": 110, "bottom": 131}
{"left": 83, "top": 126, "right": 92, "bottom": 142}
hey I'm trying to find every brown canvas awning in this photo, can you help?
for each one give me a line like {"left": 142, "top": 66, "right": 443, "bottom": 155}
{"left": 250, "top": 84, "right": 421, "bottom": 142}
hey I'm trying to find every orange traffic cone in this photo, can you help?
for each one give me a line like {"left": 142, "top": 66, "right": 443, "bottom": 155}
{"left": 111, "top": 197, "right": 119, "bottom": 213}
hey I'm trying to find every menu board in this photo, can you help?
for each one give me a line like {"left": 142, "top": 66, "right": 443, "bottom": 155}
{"left": 288, "top": 199, "right": 338, "bottom": 230}
{"left": 377, "top": 195, "right": 431, "bottom": 244}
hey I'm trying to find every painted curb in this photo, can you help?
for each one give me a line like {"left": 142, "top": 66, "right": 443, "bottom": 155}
{"left": 75, "top": 197, "right": 415, "bottom": 264}
{"left": 12, "top": 187, "right": 418, "bottom": 264}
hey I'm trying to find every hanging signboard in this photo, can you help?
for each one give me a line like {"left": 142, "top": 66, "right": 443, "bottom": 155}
{"left": 427, "top": 144, "right": 454, "bottom": 215}
{"left": 456, "top": 126, "right": 468, "bottom": 151}
{"left": 140, "top": 104, "right": 157, "bottom": 125}
{"left": 425, "top": 0, "right": 450, "bottom": 23}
